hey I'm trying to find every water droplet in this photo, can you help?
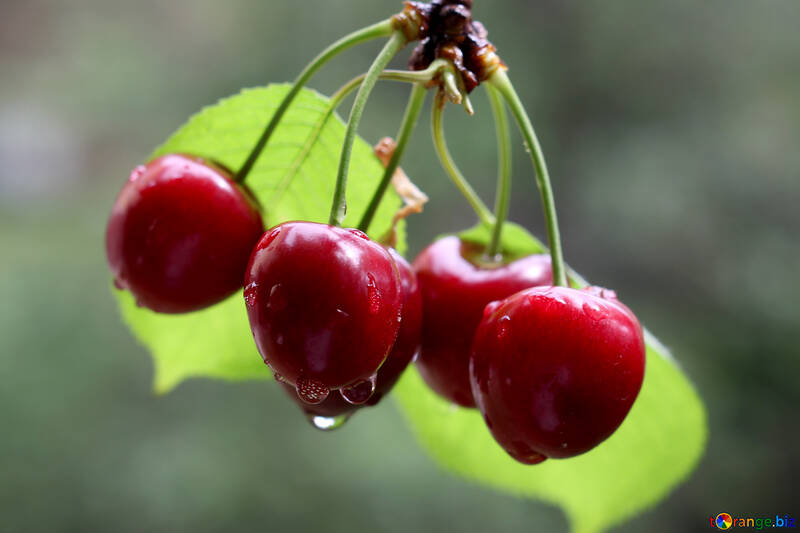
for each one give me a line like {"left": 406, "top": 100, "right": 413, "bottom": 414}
{"left": 260, "top": 227, "right": 282, "bottom": 248}
{"left": 582, "top": 302, "right": 606, "bottom": 321}
{"left": 306, "top": 413, "right": 351, "bottom": 431}
{"left": 128, "top": 165, "right": 146, "bottom": 182}
{"left": 347, "top": 228, "right": 370, "bottom": 240}
{"left": 340, "top": 374, "right": 377, "bottom": 405}
{"left": 243, "top": 282, "right": 258, "bottom": 307}
{"left": 483, "top": 300, "right": 502, "bottom": 318}
{"left": 268, "top": 284, "right": 288, "bottom": 311}
{"left": 366, "top": 274, "right": 381, "bottom": 315}
{"left": 273, "top": 372, "right": 285, "bottom": 383}
{"left": 113, "top": 278, "right": 125, "bottom": 290}
{"left": 295, "top": 377, "right": 330, "bottom": 405}
{"left": 496, "top": 315, "right": 512, "bottom": 340}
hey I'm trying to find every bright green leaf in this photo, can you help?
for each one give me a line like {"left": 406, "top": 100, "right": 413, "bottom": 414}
{"left": 114, "top": 84, "right": 403, "bottom": 392}
{"left": 393, "top": 222, "right": 707, "bottom": 533}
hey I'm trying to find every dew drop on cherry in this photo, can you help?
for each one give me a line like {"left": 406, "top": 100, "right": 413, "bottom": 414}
{"left": 581, "top": 301, "right": 605, "bottom": 322}
{"left": 306, "top": 413, "right": 351, "bottom": 432}
{"left": 340, "top": 374, "right": 377, "bottom": 405}
{"left": 260, "top": 227, "right": 282, "bottom": 249}
{"left": 483, "top": 300, "right": 502, "bottom": 318}
{"left": 496, "top": 315, "right": 512, "bottom": 340}
{"left": 366, "top": 273, "right": 381, "bottom": 315}
{"left": 113, "top": 278, "right": 125, "bottom": 290}
{"left": 268, "top": 284, "right": 288, "bottom": 311}
{"left": 243, "top": 282, "right": 258, "bottom": 308}
{"left": 273, "top": 372, "right": 285, "bottom": 383}
{"left": 295, "top": 377, "right": 330, "bottom": 405}
{"left": 128, "top": 165, "right": 146, "bottom": 182}
{"left": 347, "top": 228, "right": 370, "bottom": 240}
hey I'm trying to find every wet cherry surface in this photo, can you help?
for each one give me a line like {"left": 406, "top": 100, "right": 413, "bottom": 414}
{"left": 245, "top": 222, "right": 403, "bottom": 394}
{"left": 106, "top": 154, "right": 264, "bottom": 313}
{"left": 281, "top": 249, "right": 423, "bottom": 426}
{"left": 469, "top": 285, "right": 646, "bottom": 464}
{"left": 412, "top": 236, "right": 553, "bottom": 407}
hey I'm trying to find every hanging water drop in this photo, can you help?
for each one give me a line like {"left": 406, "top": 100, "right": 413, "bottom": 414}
{"left": 305, "top": 413, "right": 351, "bottom": 432}
{"left": 340, "top": 374, "right": 377, "bottom": 405}
{"left": 295, "top": 377, "right": 330, "bottom": 404}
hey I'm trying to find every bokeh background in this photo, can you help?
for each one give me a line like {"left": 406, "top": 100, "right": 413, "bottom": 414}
{"left": 1, "top": 1, "right": 798, "bottom": 531}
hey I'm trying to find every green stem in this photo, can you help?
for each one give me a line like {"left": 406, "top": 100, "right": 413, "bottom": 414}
{"left": 489, "top": 69, "right": 567, "bottom": 287}
{"left": 358, "top": 83, "right": 427, "bottom": 233}
{"left": 329, "top": 31, "right": 406, "bottom": 226}
{"left": 486, "top": 84, "right": 512, "bottom": 259}
{"left": 328, "top": 67, "right": 436, "bottom": 114}
{"left": 431, "top": 91, "right": 495, "bottom": 226}
{"left": 235, "top": 18, "right": 394, "bottom": 183}
{"left": 273, "top": 69, "right": 443, "bottom": 207}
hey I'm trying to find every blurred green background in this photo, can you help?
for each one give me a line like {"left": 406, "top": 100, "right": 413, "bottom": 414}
{"left": 1, "top": 1, "right": 798, "bottom": 531}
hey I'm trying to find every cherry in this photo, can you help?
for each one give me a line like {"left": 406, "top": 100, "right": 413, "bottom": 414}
{"left": 106, "top": 154, "right": 264, "bottom": 313}
{"left": 280, "top": 248, "right": 423, "bottom": 426}
{"left": 244, "top": 222, "right": 404, "bottom": 403}
{"left": 469, "top": 285, "right": 645, "bottom": 464}
{"left": 412, "top": 236, "right": 553, "bottom": 407}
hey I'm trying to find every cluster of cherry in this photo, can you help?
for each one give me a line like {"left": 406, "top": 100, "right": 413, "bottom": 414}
{"left": 106, "top": 152, "right": 645, "bottom": 465}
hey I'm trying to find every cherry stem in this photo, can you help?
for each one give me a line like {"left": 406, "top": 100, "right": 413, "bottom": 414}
{"left": 329, "top": 31, "right": 407, "bottom": 226}
{"left": 431, "top": 90, "right": 495, "bottom": 227}
{"left": 358, "top": 82, "right": 427, "bottom": 233}
{"left": 486, "top": 84, "right": 512, "bottom": 260}
{"left": 275, "top": 68, "right": 446, "bottom": 212}
{"left": 489, "top": 69, "right": 567, "bottom": 287}
{"left": 330, "top": 62, "right": 449, "bottom": 115}
{"left": 235, "top": 18, "right": 394, "bottom": 183}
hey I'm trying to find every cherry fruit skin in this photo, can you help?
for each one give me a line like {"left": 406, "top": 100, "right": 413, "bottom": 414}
{"left": 106, "top": 154, "right": 264, "bottom": 313}
{"left": 469, "top": 286, "right": 646, "bottom": 464}
{"left": 412, "top": 236, "right": 553, "bottom": 407}
{"left": 281, "top": 249, "right": 423, "bottom": 419}
{"left": 244, "top": 222, "right": 404, "bottom": 397}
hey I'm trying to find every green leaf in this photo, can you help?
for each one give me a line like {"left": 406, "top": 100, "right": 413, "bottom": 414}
{"left": 393, "top": 221, "right": 707, "bottom": 533}
{"left": 114, "top": 84, "right": 403, "bottom": 393}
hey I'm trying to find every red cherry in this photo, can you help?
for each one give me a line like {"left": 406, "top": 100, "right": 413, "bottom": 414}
{"left": 280, "top": 248, "right": 423, "bottom": 427}
{"left": 244, "top": 222, "right": 403, "bottom": 400}
{"left": 106, "top": 154, "right": 264, "bottom": 313}
{"left": 412, "top": 236, "right": 553, "bottom": 407}
{"left": 469, "top": 285, "right": 646, "bottom": 464}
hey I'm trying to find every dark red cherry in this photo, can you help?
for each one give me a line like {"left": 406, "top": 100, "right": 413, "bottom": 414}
{"left": 412, "top": 236, "right": 553, "bottom": 407}
{"left": 244, "top": 222, "right": 403, "bottom": 402}
{"left": 469, "top": 286, "right": 646, "bottom": 464}
{"left": 280, "top": 248, "right": 423, "bottom": 426}
{"left": 106, "top": 154, "right": 264, "bottom": 313}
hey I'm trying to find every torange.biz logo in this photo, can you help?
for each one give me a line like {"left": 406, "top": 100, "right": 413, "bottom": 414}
{"left": 710, "top": 513, "right": 795, "bottom": 529}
